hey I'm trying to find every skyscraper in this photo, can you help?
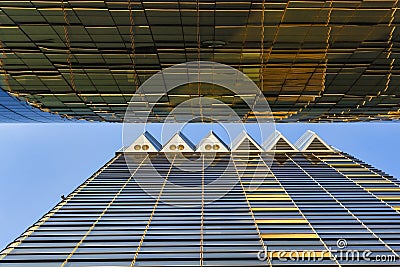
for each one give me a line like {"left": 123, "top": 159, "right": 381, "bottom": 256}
{"left": 0, "top": 88, "right": 67, "bottom": 122}
{"left": 0, "top": 1, "right": 399, "bottom": 122}
{"left": 1, "top": 130, "right": 399, "bottom": 266}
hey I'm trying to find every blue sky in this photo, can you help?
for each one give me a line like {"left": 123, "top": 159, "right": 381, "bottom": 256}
{"left": 0, "top": 122, "right": 400, "bottom": 249}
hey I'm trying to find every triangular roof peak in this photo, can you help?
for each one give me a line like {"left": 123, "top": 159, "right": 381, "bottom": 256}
{"left": 196, "top": 131, "right": 229, "bottom": 152}
{"left": 125, "top": 131, "right": 161, "bottom": 152}
{"left": 230, "top": 131, "right": 263, "bottom": 152}
{"left": 161, "top": 131, "right": 195, "bottom": 152}
{"left": 294, "top": 130, "right": 333, "bottom": 152}
{"left": 263, "top": 130, "right": 298, "bottom": 152}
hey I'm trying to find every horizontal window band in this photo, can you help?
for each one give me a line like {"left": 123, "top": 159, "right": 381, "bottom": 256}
{"left": 248, "top": 198, "right": 291, "bottom": 201}
{"left": 251, "top": 207, "right": 298, "bottom": 211}
{"left": 261, "top": 233, "right": 319, "bottom": 239}
{"left": 256, "top": 219, "right": 308, "bottom": 224}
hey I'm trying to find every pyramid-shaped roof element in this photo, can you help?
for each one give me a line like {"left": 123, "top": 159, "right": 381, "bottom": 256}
{"left": 125, "top": 131, "right": 161, "bottom": 152}
{"left": 230, "top": 131, "right": 263, "bottom": 152}
{"left": 263, "top": 130, "right": 298, "bottom": 152}
{"left": 196, "top": 131, "right": 229, "bottom": 152}
{"left": 294, "top": 130, "right": 333, "bottom": 152}
{"left": 161, "top": 132, "right": 195, "bottom": 152}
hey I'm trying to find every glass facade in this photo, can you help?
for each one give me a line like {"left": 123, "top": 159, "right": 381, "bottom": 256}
{"left": 1, "top": 149, "right": 400, "bottom": 266}
{"left": 0, "top": 1, "right": 399, "bottom": 122}
{"left": 0, "top": 88, "right": 67, "bottom": 122}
